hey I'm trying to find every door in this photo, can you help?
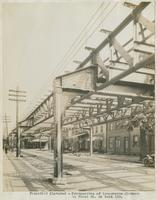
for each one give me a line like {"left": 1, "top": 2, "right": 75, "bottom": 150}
{"left": 124, "top": 137, "right": 129, "bottom": 154}
{"left": 115, "top": 137, "right": 121, "bottom": 154}
{"left": 149, "top": 135, "right": 155, "bottom": 154}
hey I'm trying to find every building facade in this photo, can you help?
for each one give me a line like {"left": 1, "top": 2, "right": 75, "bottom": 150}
{"left": 63, "top": 115, "right": 154, "bottom": 157}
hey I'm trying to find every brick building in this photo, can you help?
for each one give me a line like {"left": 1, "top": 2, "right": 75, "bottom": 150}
{"left": 63, "top": 115, "right": 154, "bottom": 156}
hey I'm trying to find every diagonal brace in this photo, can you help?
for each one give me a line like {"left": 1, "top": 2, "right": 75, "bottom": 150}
{"left": 93, "top": 53, "right": 109, "bottom": 81}
{"left": 110, "top": 37, "right": 133, "bottom": 66}
{"left": 138, "top": 14, "right": 155, "bottom": 33}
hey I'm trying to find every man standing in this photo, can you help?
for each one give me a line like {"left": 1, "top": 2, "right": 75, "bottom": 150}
{"left": 4, "top": 143, "right": 9, "bottom": 154}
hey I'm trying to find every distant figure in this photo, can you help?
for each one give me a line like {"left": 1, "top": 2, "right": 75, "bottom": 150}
{"left": 4, "top": 144, "right": 9, "bottom": 154}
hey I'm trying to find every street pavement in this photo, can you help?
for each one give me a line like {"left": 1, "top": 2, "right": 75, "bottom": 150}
{"left": 3, "top": 149, "right": 155, "bottom": 191}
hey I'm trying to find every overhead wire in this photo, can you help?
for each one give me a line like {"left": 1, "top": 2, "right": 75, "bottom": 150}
{"left": 59, "top": 2, "right": 119, "bottom": 74}
{"left": 24, "top": 2, "right": 106, "bottom": 117}
{"left": 51, "top": 2, "right": 111, "bottom": 77}
{"left": 27, "top": 1, "right": 119, "bottom": 117}
{"left": 51, "top": 1, "right": 105, "bottom": 72}
{"left": 47, "top": 2, "right": 111, "bottom": 78}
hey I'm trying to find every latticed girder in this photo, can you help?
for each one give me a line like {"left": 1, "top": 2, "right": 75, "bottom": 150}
{"left": 19, "top": 93, "right": 54, "bottom": 133}
{"left": 63, "top": 92, "right": 154, "bottom": 126}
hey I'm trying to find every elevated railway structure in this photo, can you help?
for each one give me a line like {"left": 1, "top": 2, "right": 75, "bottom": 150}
{"left": 9, "top": 2, "right": 155, "bottom": 182}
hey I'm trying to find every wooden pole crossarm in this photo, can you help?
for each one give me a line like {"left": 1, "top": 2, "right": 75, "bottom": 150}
{"left": 9, "top": 89, "right": 26, "bottom": 93}
{"left": 9, "top": 94, "right": 26, "bottom": 97}
{"left": 8, "top": 99, "right": 26, "bottom": 102}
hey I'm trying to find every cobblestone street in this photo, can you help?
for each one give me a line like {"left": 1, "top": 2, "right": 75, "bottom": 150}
{"left": 3, "top": 149, "right": 155, "bottom": 192}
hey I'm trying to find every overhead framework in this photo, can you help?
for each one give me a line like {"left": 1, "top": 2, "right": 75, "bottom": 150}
{"left": 20, "top": 93, "right": 54, "bottom": 132}
{"left": 63, "top": 93, "right": 154, "bottom": 127}
{"left": 9, "top": 2, "right": 155, "bottom": 181}
{"left": 76, "top": 2, "right": 154, "bottom": 70}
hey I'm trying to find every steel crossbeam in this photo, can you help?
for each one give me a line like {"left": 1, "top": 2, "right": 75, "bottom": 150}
{"left": 63, "top": 90, "right": 154, "bottom": 126}
{"left": 63, "top": 101, "right": 154, "bottom": 128}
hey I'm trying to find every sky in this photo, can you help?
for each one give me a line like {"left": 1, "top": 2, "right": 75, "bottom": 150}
{"left": 2, "top": 0, "right": 154, "bottom": 134}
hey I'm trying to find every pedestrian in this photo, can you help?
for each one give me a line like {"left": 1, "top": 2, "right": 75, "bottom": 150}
{"left": 4, "top": 144, "right": 9, "bottom": 154}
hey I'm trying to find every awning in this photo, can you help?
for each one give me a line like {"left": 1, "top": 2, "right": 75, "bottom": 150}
{"left": 32, "top": 138, "right": 48, "bottom": 142}
{"left": 67, "top": 132, "right": 88, "bottom": 139}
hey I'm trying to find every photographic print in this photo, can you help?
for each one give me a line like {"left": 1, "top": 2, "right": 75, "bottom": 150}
{"left": 1, "top": 0, "right": 155, "bottom": 199}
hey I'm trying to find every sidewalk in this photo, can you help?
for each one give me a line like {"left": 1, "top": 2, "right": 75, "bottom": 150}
{"left": 95, "top": 153, "right": 140, "bottom": 163}
{"left": 3, "top": 151, "right": 61, "bottom": 191}
{"left": 3, "top": 152, "right": 29, "bottom": 192}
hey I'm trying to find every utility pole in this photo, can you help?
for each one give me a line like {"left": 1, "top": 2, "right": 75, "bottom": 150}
{"left": 3, "top": 114, "right": 11, "bottom": 145}
{"left": 53, "top": 78, "right": 64, "bottom": 182}
{"left": 8, "top": 87, "right": 26, "bottom": 157}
